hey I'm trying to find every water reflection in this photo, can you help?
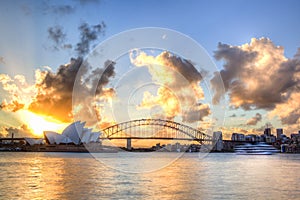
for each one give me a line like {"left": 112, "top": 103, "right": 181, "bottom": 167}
{"left": 0, "top": 152, "right": 300, "bottom": 200}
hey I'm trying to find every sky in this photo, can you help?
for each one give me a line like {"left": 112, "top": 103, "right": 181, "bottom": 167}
{"left": 0, "top": 0, "right": 299, "bottom": 139}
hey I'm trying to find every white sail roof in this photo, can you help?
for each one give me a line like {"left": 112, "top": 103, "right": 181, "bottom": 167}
{"left": 54, "top": 133, "right": 73, "bottom": 144}
{"left": 62, "top": 121, "right": 84, "bottom": 145}
{"left": 44, "top": 131, "right": 59, "bottom": 144}
{"left": 44, "top": 121, "right": 102, "bottom": 144}
{"left": 90, "top": 132, "right": 100, "bottom": 142}
{"left": 24, "top": 138, "right": 44, "bottom": 146}
{"left": 81, "top": 128, "right": 92, "bottom": 144}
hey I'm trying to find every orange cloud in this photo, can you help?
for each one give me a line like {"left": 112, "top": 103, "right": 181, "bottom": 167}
{"left": 130, "top": 50, "right": 210, "bottom": 123}
{"left": 0, "top": 58, "right": 116, "bottom": 128}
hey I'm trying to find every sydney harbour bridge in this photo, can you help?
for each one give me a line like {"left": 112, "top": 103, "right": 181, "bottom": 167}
{"left": 0, "top": 119, "right": 217, "bottom": 151}
{"left": 100, "top": 118, "right": 214, "bottom": 149}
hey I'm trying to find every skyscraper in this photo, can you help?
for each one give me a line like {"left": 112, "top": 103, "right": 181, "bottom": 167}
{"left": 264, "top": 128, "right": 271, "bottom": 136}
{"left": 276, "top": 128, "right": 283, "bottom": 140}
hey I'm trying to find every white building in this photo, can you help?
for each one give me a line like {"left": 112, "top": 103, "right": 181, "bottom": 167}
{"left": 44, "top": 121, "right": 101, "bottom": 145}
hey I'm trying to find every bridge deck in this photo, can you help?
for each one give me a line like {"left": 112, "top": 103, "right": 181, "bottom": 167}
{"left": 102, "top": 137, "right": 212, "bottom": 142}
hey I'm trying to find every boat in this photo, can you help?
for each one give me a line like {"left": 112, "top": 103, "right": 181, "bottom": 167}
{"left": 235, "top": 142, "right": 279, "bottom": 155}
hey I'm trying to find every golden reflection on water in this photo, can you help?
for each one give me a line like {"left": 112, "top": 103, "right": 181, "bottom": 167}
{"left": 0, "top": 152, "right": 300, "bottom": 200}
{"left": 15, "top": 155, "right": 66, "bottom": 200}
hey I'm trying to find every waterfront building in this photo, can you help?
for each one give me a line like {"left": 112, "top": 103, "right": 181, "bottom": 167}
{"left": 280, "top": 134, "right": 289, "bottom": 143}
{"left": 264, "top": 128, "right": 271, "bottom": 136}
{"left": 260, "top": 134, "right": 266, "bottom": 142}
{"left": 245, "top": 134, "right": 260, "bottom": 142}
{"left": 265, "top": 135, "right": 276, "bottom": 143}
{"left": 276, "top": 128, "right": 283, "bottom": 140}
{"left": 231, "top": 133, "right": 245, "bottom": 141}
{"left": 44, "top": 121, "right": 101, "bottom": 145}
{"left": 291, "top": 133, "right": 300, "bottom": 143}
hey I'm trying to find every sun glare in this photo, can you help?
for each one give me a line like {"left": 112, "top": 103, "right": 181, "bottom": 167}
{"left": 19, "top": 110, "right": 68, "bottom": 137}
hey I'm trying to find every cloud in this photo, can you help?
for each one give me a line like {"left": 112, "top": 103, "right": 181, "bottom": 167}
{"left": 246, "top": 113, "right": 262, "bottom": 126}
{"left": 20, "top": 1, "right": 101, "bottom": 17}
{"left": 75, "top": 21, "right": 106, "bottom": 56}
{"left": 182, "top": 103, "right": 211, "bottom": 123}
{"left": 270, "top": 91, "right": 300, "bottom": 125}
{"left": 255, "top": 122, "right": 273, "bottom": 132}
{"left": 0, "top": 58, "right": 115, "bottom": 126}
{"left": 0, "top": 100, "right": 24, "bottom": 112}
{"left": 138, "top": 87, "right": 181, "bottom": 119}
{"left": 229, "top": 113, "right": 236, "bottom": 117}
{"left": 47, "top": 21, "right": 106, "bottom": 56}
{"left": 0, "top": 127, "right": 8, "bottom": 137}
{"left": 130, "top": 50, "right": 209, "bottom": 122}
{"left": 28, "top": 58, "right": 115, "bottom": 123}
{"left": 220, "top": 127, "right": 249, "bottom": 139}
{"left": 0, "top": 74, "right": 35, "bottom": 112}
{"left": 1, "top": 124, "right": 33, "bottom": 137}
{"left": 49, "top": 5, "right": 75, "bottom": 15}
{"left": 211, "top": 38, "right": 299, "bottom": 110}
{"left": 28, "top": 58, "right": 84, "bottom": 122}
{"left": 47, "top": 25, "right": 67, "bottom": 50}
{"left": 211, "top": 37, "right": 300, "bottom": 129}
{"left": 42, "top": 2, "right": 76, "bottom": 16}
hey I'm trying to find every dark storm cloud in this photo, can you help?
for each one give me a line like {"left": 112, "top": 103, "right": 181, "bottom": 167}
{"left": 182, "top": 103, "right": 210, "bottom": 123}
{"left": 75, "top": 21, "right": 106, "bottom": 56}
{"left": 86, "top": 60, "right": 116, "bottom": 95}
{"left": 246, "top": 113, "right": 262, "bottom": 126}
{"left": 28, "top": 58, "right": 115, "bottom": 123}
{"left": 159, "top": 52, "right": 203, "bottom": 84}
{"left": 47, "top": 21, "right": 106, "bottom": 56}
{"left": 47, "top": 25, "right": 66, "bottom": 50}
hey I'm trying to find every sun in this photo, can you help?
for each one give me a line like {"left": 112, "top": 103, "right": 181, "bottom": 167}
{"left": 19, "top": 110, "right": 68, "bottom": 137}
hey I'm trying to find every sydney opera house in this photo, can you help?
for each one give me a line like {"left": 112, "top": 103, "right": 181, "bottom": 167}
{"left": 44, "top": 121, "right": 101, "bottom": 145}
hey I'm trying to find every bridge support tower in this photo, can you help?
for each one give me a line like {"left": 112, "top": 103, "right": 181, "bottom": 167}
{"left": 127, "top": 138, "right": 132, "bottom": 150}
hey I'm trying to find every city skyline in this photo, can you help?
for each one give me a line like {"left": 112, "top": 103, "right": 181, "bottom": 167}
{"left": 0, "top": 0, "right": 300, "bottom": 139}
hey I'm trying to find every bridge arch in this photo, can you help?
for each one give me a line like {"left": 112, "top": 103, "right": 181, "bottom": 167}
{"left": 101, "top": 119, "right": 212, "bottom": 144}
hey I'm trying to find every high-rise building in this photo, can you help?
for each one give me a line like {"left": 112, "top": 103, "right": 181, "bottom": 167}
{"left": 264, "top": 128, "right": 271, "bottom": 136}
{"left": 276, "top": 128, "right": 283, "bottom": 140}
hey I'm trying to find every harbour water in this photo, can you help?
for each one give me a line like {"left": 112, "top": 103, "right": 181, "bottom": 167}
{"left": 0, "top": 152, "right": 300, "bottom": 200}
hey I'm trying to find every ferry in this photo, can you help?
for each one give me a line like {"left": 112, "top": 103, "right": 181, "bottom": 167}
{"left": 235, "top": 142, "right": 279, "bottom": 155}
